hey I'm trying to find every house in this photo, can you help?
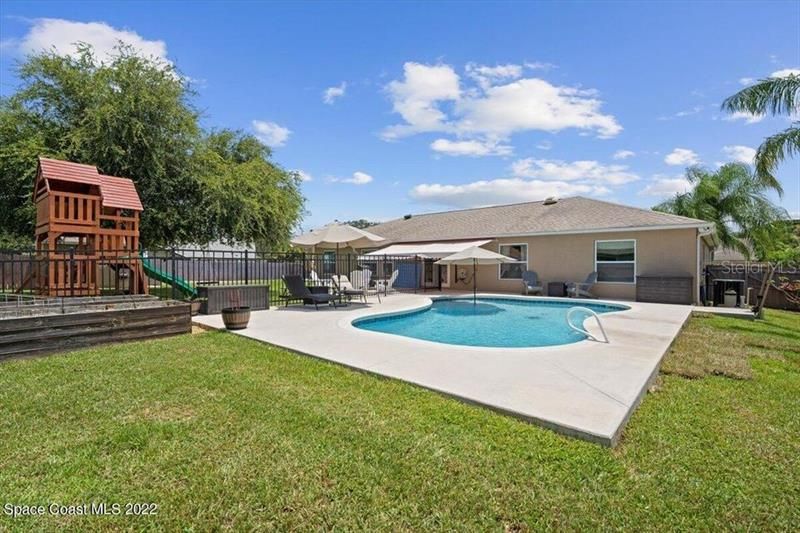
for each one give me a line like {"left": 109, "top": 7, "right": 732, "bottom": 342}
{"left": 365, "top": 196, "right": 717, "bottom": 304}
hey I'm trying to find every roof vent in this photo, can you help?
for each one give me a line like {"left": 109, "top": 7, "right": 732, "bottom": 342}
{"left": 543, "top": 196, "right": 558, "bottom": 205}
{"left": 403, "top": 214, "right": 412, "bottom": 220}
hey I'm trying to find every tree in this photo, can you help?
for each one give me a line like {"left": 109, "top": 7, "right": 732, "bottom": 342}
{"left": 195, "top": 130, "right": 305, "bottom": 249}
{"left": 722, "top": 74, "right": 800, "bottom": 195}
{"left": 341, "top": 219, "right": 379, "bottom": 229}
{"left": 0, "top": 44, "right": 305, "bottom": 248}
{"left": 653, "top": 163, "right": 789, "bottom": 260}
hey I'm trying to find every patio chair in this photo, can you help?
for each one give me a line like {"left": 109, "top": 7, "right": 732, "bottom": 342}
{"left": 350, "top": 270, "right": 381, "bottom": 303}
{"left": 377, "top": 270, "right": 399, "bottom": 295}
{"left": 522, "top": 270, "right": 543, "bottom": 295}
{"left": 282, "top": 275, "right": 338, "bottom": 310}
{"left": 566, "top": 271, "right": 598, "bottom": 299}
{"left": 308, "top": 270, "right": 332, "bottom": 287}
{"left": 332, "top": 274, "right": 367, "bottom": 304}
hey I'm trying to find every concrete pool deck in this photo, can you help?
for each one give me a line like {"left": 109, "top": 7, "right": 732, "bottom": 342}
{"left": 193, "top": 293, "right": 693, "bottom": 446}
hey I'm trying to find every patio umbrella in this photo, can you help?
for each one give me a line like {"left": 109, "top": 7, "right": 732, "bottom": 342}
{"left": 436, "top": 246, "right": 517, "bottom": 304}
{"left": 290, "top": 223, "right": 386, "bottom": 274}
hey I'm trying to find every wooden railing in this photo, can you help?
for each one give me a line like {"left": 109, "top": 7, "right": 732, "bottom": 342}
{"left": 48, "top": 191, "right": 100, "bottom": 226}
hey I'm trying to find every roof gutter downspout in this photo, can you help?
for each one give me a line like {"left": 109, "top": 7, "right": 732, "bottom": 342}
{"left": 696, "top": 224, "right": 715, "bottom": 304}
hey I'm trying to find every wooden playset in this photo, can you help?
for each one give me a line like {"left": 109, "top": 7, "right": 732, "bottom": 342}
{"left": 26, "top": 157, "right": 147, "bottom": 296}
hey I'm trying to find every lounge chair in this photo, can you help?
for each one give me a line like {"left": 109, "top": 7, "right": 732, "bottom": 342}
{"left": 332, "top": 274, "right": 367, "bottom": 304}
{"left": 522, "top": 270, "right": 543, "bottom": 295}
{"left": 377, "top": 270, "right": 399, "bottom": 295}
{"left": 350, "top": 270, "right": 381, "bottom": 303}
{"left": 566, "top": 272, "right": 598, "bottom": 298}
{"left": 282, "top": 275, "right": 338, "bottom": 310}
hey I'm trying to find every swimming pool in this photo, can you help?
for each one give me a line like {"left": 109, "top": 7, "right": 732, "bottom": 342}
{"left": 353, "top": 297, "right": 630, "bottom": 348}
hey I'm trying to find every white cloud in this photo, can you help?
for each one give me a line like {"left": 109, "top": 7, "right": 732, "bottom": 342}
{"left": 322, "top": 82, "right": 347, "bottom": 104}
{"left": 664, "top": 148, "right": 700, "bottom": 166}
{"left": 331, "top": 171, "right": 373, "bottom": 185}
{"left": 723, "top": 111, "right": 764, "bottom": 124}
{"left": 524, "top": 61, "right": 556, "bottom": 71}
{"left": 722, "top": 145, "right": 756, "bottom": 164}
{"left": 410, "top": 179, "right": 604, "bottom": 208}
{"left": 536, "top": 140, "right": 553, "bottom": 150}
{"left": 382, "top": 61, "right": 622, "bottom": 152}
{"left": 639, "top": 176, "right": 692, "bottom": 197}
{"left": 382, "top": 62, "right": 461, "bottom": 139}
{"left": 510, "top": 158, "right": 639, "bottom": 185}
{"left": 466, "top": 63, "right": 523, "bottom": 89}
{"left": 739, "top": 77, "right": 755, "bottom": 85}
{"left": 455, "top": 78, "right": 622, "bottom": 139}
{"left": 430, "top": 138, "right": 512, "bottom": 157}
{"left": 16, "top": 18, "right": 169, "bottom": 64}
{"left": 612, "top": 149, "right": 635, "bottom": 160}
{"left": 294, "top": 170, "right": 313, "bottom": 182}
{"left": 658, "top": 105, "right": 704, "bottom": 120}
{"left": 771, "top": 68, "right": 800, "bottom": 78}
{"left": 252, "top": 120, "right": 291, "bottom": 147}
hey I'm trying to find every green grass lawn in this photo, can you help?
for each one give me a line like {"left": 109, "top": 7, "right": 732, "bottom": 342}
{"left": 1, "top": 310, "right": 798, "bottom": 530}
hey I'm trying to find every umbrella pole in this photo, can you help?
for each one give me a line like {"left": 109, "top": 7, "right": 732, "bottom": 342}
{"left": 473, "top": 258, "right": 477, "bottom": 305}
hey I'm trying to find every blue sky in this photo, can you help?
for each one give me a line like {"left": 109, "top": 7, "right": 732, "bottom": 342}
{"left": 1, "top": 1, "right": 798, "bottom": 231}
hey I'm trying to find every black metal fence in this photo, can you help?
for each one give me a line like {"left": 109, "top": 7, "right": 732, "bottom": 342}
{"left": 706, "top": 262, "right": 800, "bottom": 311}
{"left": 0, "top": 248, "right": 442, "bottom": 308}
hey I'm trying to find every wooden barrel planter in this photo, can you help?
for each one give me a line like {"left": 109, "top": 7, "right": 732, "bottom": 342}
{"left": 221, "top": 306, "right": 251, "bottom": 330}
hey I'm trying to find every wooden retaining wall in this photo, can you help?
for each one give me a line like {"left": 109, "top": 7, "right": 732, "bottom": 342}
{"left": 0, "top": 302, "right": 191, "bottom": 360}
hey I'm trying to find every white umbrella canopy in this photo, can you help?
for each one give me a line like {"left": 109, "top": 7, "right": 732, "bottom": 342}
{"left": 291, "top": 223, "right": 386, "bottom": 275}
{"left": 435, "top": 246, "right": 517, "bottom": 265}
{"left": 436, "top": 246, "right": 517, "bottom": 303}
{"left": 291, "top": 223, "right": 386, "bottom": 249}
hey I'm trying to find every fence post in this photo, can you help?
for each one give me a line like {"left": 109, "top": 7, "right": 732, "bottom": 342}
{"left": 69, "top": 247, "right": 75, "bottom": 297}
{"left": 171, "top": 247, "right": 177, "bottom": 300}
{"left": 301, "top": 251, "right": 307, "bottom": 281}
{"left": 244, "top": 249, "right": 250, "bottom": 285}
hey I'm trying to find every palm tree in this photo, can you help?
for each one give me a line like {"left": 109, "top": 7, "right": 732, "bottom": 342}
{"left": 722, "top": 74, "right": 800, "bottom": 195}
{"left": 654, "top": 163, "right": 788, "bottom": 260}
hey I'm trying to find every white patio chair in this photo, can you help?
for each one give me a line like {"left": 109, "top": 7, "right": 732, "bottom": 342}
{"left": 522, "top": 270, "right": 543, "bottom": 295}
{"left": 332, "top": 274, "right": 365, "bottom": 303}
{"left": 377, "top": 269, "right": 399, "bottom": 295}
{"left": 309, "top": 270, "right": 332, "bottom": 287}
{"left": 566, "top": 271, "right": 598, "bottom": 298}
{"left": 350, "top": 270, "right": 381, "bottom": 303}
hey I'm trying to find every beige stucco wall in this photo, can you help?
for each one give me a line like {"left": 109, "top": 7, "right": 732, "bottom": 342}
{"left": 447, "top": 228, "right": 700, "bottom": 302}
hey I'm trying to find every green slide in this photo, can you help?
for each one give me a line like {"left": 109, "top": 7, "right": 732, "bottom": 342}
{"left": 141, "top": 252, "right": 197, "bottom": 298}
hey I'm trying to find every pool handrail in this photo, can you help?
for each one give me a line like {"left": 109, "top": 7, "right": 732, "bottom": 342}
{"left": 566, "top": 306, "right": 609, "bottom": 343}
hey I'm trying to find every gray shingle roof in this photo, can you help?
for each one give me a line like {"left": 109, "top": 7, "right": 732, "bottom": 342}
{"left": 369, "top": 196, "right": 710, "bottom": 243}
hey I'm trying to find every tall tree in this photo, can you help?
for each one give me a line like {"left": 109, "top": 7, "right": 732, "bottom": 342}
{"left": 0, "top": 44, "right": 305, "bottom": 248}
{"left": 195, "top": 130, "right": 305, "bottom": 250}
{"left": 722, "top": 74, "right": 800, "bottom": 195}
{"left": 653, "top": 163, "right": 789, "bottom": 260}
{"left": 341, "top": 219, "right": 379, "bottom": 229}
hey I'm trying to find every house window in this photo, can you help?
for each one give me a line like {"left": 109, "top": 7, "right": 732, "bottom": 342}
{"left": 322, "top": 251, "right": 336, "bottom": 275}
{"left": 498, "top": 244, "right": 527, "bottom": 279}
{"left": 595, "top": 240, "right": 636, "bottom": 283}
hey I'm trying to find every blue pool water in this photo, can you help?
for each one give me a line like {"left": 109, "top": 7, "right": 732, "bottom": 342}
{"left": 353, "top": 298, "right": 629, "bottom": 348}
